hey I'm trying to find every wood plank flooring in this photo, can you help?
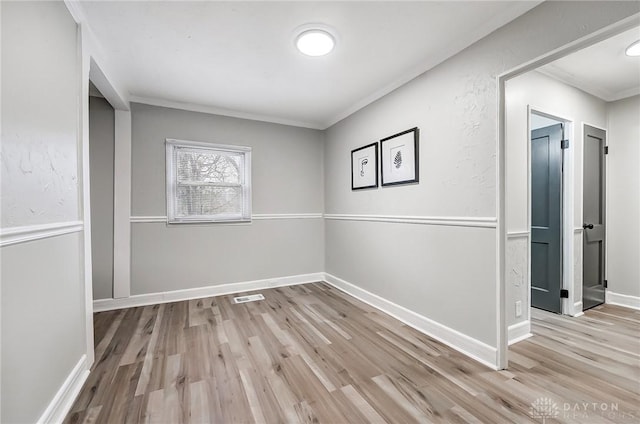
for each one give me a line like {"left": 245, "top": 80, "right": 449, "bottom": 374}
{"left": 65, "top": 283, "right": 640, "bottom": 423}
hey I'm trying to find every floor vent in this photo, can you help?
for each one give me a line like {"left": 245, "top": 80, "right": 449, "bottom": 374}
{"left": 232, "top": 294, "right": 265, "bottom": 304}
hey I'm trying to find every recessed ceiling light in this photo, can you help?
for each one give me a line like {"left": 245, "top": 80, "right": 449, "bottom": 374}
{"left": 295, "top": 29, "right": 335, "bottom": 57}
{"left": 625, "top": 40, "right": 640, "bottom": 57}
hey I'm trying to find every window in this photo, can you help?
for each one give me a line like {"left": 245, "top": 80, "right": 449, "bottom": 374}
{"left": 166, "top": 139, "right": 251, "bottom": 223}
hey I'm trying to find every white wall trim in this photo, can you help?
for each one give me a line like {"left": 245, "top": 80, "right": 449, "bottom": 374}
{"left": 0, "top": 221, "right": 84, "bottom": 247}
{"left": 507, "top": 230, "right": 530, "bottom": 238}
{"left": 507, "top": 320, "right": 532, "bottom": 345}
{"left": 130, "top": 216, "right": 167, "bottom": 223}
{"left": 65, "top": 2, "right": 129, "bottom": 109}
{"left": 37, "top": 354, "right": 90, "bottom": 424}
{"left": 322, "top": 273, "right": 499, "bottom": 370}
{"left": 324, "top": 214, "right": 497, "bottom": 228}
{"left": 606, "top": 291, "right": 640, "bottom": 310}
{"left": 129, "top": 214, "right": 324, "bottom": 223}
{"left": 130, "top": 96, "right": 324, "bottom": 130}
{"left": 93, "top": 272, "right": 324, "bottom": 312}
{"left": 582, "top": 121, "right": 608, "bottom": 133}
{"left": 252, "top": 213, "right": 323, "bottom": 220}
{"left": 573, "top": 302, "right": 584, "bottom": 317}
{"left": 537, "top": 65, "right": 639, "bottom": 103}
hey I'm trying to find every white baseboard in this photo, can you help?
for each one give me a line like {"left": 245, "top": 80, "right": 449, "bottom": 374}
{"left": 606, "top": 291, "right": 640, "bottom": 310}
{"left": 93, "top": 272, "right": 324, "bottom": 312}
{"left": 508, "top": 320, "right": 532, "bottom": 345}
{"left": 37, "top": 354, "right": 89, "bottom": 424}
{"left": 322, "top": 273, "right": 498, "bottom": 370}
{"left": 572, "top": 301, "right": 584, "bottom": 317}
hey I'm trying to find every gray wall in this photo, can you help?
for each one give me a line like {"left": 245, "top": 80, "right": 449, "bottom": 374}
{"left": 89, "top": 96, "right": 115, "bottom": 300}
{"left": 1, "top": 234, "right": 86, "bottom": 423}
{"left": 130, "top": 103, "right": 325, "bottom": 294}
{"left": 1, "top": 1, "right": 86, "bottom": 422}
{"left": 324, "top": 1, "right": 639, "bottom": 348}
{"left": 606, "top": 95, "right": 640, "bottom": 298}
{"left": 1, "top": 4, "right": 80, "bottom": 227}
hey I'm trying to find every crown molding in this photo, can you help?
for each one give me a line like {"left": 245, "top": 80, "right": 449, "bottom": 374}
{"left": 129, "top": 96, "right": 324, "bottom": 130}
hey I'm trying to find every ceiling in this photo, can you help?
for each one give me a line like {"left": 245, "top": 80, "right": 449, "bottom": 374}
{"left": 539, "top": 26, "right": 640, "bottom": 102}
{"left": 79, "top": 1, "right": 540, "bottom": 129}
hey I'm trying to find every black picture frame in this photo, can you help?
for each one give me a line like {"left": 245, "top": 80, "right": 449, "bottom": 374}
{"left": 351, "top": 142, "right": 379, "bottom": 190}
{"left": 380, "top": 127, "right": 419, "bottom": 186}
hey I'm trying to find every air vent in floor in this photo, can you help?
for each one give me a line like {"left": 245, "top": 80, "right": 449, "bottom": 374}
{"left": 232, "top": 294, "right": 265, "bottom": 304}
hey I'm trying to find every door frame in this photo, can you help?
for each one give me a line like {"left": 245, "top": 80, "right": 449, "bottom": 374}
{"left": 65, "top": 0, "right": 131, "bottom": 369}
{"left": 581, "top": 122, "right": 608, "bottom": 310}
{"left": 528, "top": 108, "right": 576, "bottom": 317}
{"left": 496, "top": 14, "right": 639, "bottom": 370}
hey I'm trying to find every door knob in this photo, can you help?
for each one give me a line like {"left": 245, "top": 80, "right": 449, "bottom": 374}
{"left": 583, "top": 223, "right": 594, "bottom": 229}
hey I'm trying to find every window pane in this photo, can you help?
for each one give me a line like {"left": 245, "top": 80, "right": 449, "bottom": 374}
{"left": 176, "top": 148, "right": 242, "bottom": 184}
{"left": 176, "top": 185, "right": 242, "bottom": 217}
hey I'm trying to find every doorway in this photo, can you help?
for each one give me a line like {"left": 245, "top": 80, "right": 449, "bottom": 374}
{"left": 530, "top": 114, "right": 565, "bottom": 313}
{"left": 498, "top": 17, "right": 639, "bottom": 369}
{"left": 582, "top": 124, "right": 607, "bottom": 310}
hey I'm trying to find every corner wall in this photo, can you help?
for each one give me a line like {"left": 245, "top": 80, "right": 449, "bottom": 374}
{"left": 128, "top": 103, "right": 325, "bottom": 296}
{"left": 1, "top": 2, "right": 87, "bottom": 422}
{"left": 324, "top": 1, "right": 639, "bottom": 366}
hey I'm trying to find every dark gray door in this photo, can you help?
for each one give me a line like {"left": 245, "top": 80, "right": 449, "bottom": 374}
{"left": 531, "top": 124, "right": 563, "bottom": 313}
{"left": 583, "top": 125, "right": 607, "bottom": 310}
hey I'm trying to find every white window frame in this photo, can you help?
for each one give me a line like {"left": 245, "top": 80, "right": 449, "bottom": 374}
{"left": 166, "top": 139, "right": 252, "bottom": 223}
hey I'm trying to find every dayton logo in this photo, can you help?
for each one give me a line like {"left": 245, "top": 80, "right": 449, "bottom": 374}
{"left": 530, "top": 397, "right": 560, "bottom": 423}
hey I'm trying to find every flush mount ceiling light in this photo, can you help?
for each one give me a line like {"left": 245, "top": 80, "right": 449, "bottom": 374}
{"left": 294, "top": 25, "right": 336, "bottom": 57}
{"left": 625, "top": 40, "right": 640, "bottom": 57}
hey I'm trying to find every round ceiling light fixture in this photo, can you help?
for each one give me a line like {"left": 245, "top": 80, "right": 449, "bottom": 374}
{"left": 294, "top": 25, "right": 336, "bottom": 57}
{"left": 624, "top": 40, "right": 640, "bottom": 56}
{"left": 625, "top": 39, "right": 640, "bottom": 57}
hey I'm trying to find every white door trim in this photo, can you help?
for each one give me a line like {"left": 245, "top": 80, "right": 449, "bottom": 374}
{"left": 66, "top": 0, "right": 132, "bottom": 370}
{"left": 77, "top": 21, "right": 95, "bottom": 370}
{"left": 529, "top": 107, "right": 577, "bottom": 317}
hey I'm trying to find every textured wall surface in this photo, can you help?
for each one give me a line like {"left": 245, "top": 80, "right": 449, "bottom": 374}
{"left": 324, "top": 1, "right": 639, "bottom": 351}
{"left": 1, "top": 1, "right": 80, "bottom": 227}
{"left": 0, "top": 3, "right": 86, "bottom": 422}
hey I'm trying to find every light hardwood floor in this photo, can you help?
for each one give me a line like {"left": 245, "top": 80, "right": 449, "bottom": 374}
{"left": 65, "top": 283, "right": 640, "bottom": 423}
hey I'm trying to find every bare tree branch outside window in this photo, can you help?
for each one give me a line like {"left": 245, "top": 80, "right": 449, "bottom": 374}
{"left": 166, "top": 140, "right": 251, "bottom": 222}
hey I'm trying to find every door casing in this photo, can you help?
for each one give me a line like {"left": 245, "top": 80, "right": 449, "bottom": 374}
{"left": 497, "top": 15, "right": 639, "bottom": 371}
{"left": 582, "top": 123, "right": 608, "bottom": 310}
{"left": 528, "top": 108, "right": 576, "bottom": 318}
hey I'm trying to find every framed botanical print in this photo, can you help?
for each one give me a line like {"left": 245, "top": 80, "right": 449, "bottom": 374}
{"left": 380, "top": 127, "right": 419, "bottom": 186}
